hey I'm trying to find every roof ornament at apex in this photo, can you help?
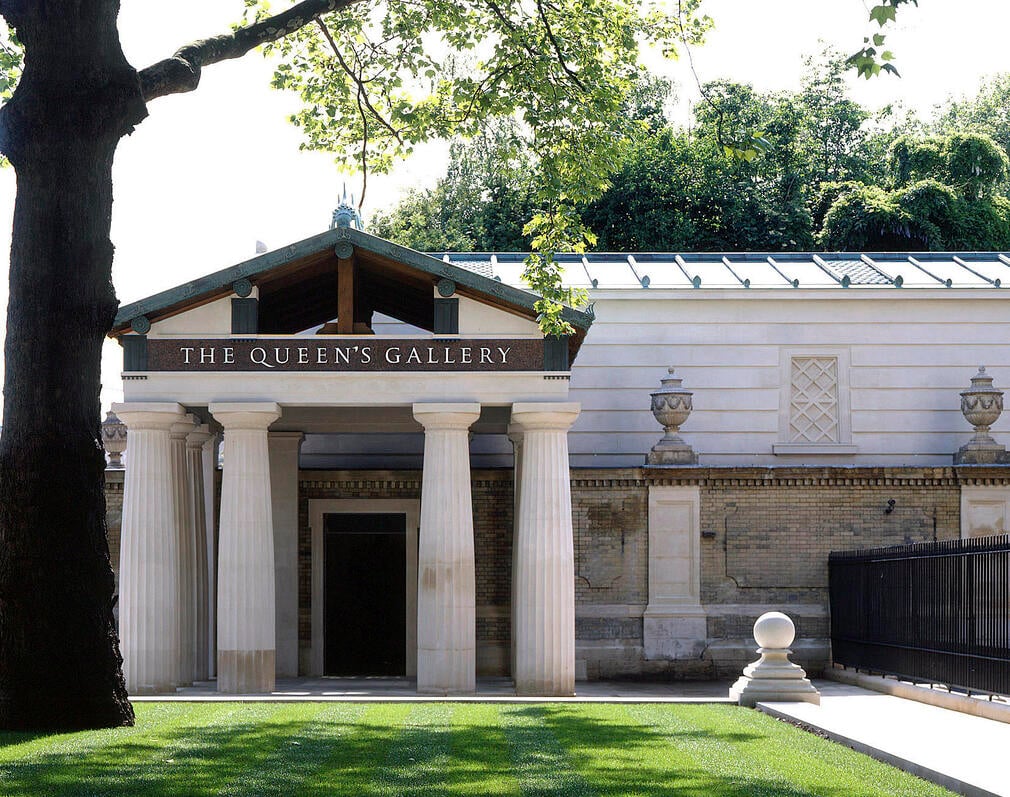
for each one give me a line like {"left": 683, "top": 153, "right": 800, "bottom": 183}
{"left": 330, "top": 183, "right": 364, "bottom": 231}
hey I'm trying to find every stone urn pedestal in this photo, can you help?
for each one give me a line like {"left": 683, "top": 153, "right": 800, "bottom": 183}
{"left": 955, "top": 367, "right": 1010, "bottom": 465}
{"left": 730, "top": 612, "right": 820, "bottom": 707}
{"left": 646, "top": 368, "right": 698, "bottom": 466}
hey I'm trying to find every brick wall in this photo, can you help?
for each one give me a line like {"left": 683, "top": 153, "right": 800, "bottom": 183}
{"left": 105, "top": 463, "right": 1010, "bottom": 682}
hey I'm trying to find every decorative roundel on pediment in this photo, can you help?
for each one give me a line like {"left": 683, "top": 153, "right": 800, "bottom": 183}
{"left": 437, "top": 278, "right": 456, "bottom": 298}
{"left": 131, "top": 315, "right": 151, "bottom": 334}
{"left": 334, "top": 241, "right": 354, "bottom": 260}
{"left": 232, "top": 278, "right": 253, "bottom": 298}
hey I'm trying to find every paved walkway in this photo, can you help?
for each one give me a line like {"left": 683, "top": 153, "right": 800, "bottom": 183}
{"left": 759, "top": 681, "right": 1010, "bottom": 797}
{"left": 131, "top": 676, "right": 735, "bottom": 703}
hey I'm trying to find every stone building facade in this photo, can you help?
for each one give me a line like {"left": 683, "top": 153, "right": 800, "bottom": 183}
{"left": 103, "top": 218, "right": 1010, "bottom": 693}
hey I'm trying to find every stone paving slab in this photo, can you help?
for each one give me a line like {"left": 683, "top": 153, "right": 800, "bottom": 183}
{"left": 759, "top": 681, "right": 1010, "bottom": 797}
{"left": 131, "top": 676, "right": 735, "bottom": 703}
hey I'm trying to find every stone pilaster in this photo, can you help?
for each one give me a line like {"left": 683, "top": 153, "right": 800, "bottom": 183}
{"left": 186, "top": 424, "right": 213, "bottom": 682}
{"left": 113, "top": 402, "right": 185, "bottom": 694}
{"left": 643, "top": 485, "right": 707, "bottom": 660}
{"left": 510, "top": 402, "right": 580, "bottom": 696}
{"left": 169, "top": 414, "right": 197, "bottom": 686}
{"left": 210, "top": 402, "right": 281, "bottom": 693}
{"left": 413, "top": 402, "right": 481, "bottom": 695}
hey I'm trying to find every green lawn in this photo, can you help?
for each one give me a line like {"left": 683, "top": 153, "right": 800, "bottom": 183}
{"left": 0, "top": 702, "right": 951, "bottom": 796}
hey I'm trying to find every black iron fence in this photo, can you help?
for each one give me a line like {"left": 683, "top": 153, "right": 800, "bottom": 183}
{"left": 829, "top": 534, "right": 1010, "bottom": 696}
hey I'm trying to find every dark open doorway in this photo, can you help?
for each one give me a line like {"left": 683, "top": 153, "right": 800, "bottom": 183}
{"left": 323, "top": 512, "right": 407, "bottom": 675}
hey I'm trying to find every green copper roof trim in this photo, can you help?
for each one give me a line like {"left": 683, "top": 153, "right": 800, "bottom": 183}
{"left": 113, "top": 227, "right": 593, "bottom": 333}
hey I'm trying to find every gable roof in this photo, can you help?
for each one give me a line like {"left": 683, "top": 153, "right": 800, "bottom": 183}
{"left": 111, "top": 227, "right": 594, "bottom": 337}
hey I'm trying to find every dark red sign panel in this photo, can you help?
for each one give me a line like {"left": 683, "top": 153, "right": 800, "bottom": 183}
{"left": 146, "top": 338, "right": 545, "bottom": 372}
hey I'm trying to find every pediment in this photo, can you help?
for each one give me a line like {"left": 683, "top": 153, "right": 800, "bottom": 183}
{"left": 110, "top": 228, "right": 591, "bottom": 345}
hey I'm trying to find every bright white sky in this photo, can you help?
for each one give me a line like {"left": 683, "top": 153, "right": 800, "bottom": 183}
{"left": 0, "top": 0, "right": 1008, "bottom": 413}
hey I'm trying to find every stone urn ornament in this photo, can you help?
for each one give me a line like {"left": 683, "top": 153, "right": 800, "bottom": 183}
{"left": 955, "top": 366, "right": 1009, "bottom": 464}
{"left": 646, "top": 367, "right": 698, "bottom": 466}
{"left": 101, "top": 410, "right": 128, "bottom": 468}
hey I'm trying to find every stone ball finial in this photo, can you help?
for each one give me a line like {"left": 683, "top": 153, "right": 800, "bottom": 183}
{"left": 729, "top": 610, "right": 820, "bottom": 707}
{"left": 753, "top": 611, "right": 795, "bottom": 650}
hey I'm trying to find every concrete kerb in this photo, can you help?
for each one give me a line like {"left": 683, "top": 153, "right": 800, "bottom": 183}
{"left": 824, "top": 665, "right": 1010, "bottom": 726}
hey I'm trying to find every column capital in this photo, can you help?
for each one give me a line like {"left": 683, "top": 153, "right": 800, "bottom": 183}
{"left": 112, "top": 402, "right": 185, "bottom": 431}
{"left": 412, "top": 402, "right": 481, "bottom": 431}
{"left": 268, "top": 431, "right": 305, "bottom": 443}
{"left": 210, "top": 402, "right": 281, "bottom": 430}
{"left": 186, "top": 424, "right": 213, "bottom": 449}
{"left": 170, "top": 413, "right": 198, "bottom": 440}
{"left": 510, "top": 402, "right": 581, "bottom": 432}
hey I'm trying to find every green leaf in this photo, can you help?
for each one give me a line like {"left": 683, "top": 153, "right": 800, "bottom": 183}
{"left": 869, "top": 5, "right": 897, "bottom": 26}
{"left": 873, "top": 33, "right": 886, "bottom": 46}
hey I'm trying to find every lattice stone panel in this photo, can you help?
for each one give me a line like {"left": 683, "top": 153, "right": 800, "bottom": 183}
{"left": 789, "top": 357, "right": 840, "bottom": 443}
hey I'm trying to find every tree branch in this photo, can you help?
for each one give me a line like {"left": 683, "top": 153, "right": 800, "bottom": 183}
{"left": 138, "top": 0, "right": 362, "bottom": 102}
{"left": 535, "top": 0, "right": 583, "bottom": 90}
{"left": 315, "top": 19, "right": 403, "bottom": 145}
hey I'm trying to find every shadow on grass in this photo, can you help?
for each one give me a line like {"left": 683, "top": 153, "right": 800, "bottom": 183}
{"left": 0, "top": 704, "right": 947, "bottom": 797}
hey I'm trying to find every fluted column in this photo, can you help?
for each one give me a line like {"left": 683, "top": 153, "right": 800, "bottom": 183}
{"left": 511, "top": 402, "right": 580, "bottom": 696}
{"left": 210, "top": 402, "right": 281, "bottom": 693}
{"left": 507, "top": 423, "right": 524, "bottom": 680}
{"left": 113, "top": 402, "right": 185, "bottom": 694}
{"left": 413, "top": 402, "right": 481, "bottom": 695}
{"left": 169, "top": 414, "right": 197, "bottom": 686}
{"left": 203, "top": 433, "right": 219, "bottom": 678}
{"left": 186, "top": 424, "right": 213, "bottom": 682}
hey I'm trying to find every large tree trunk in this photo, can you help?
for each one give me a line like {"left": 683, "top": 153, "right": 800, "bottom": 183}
{"left": 0, "top": 2, "right": 147, "bottom": 730}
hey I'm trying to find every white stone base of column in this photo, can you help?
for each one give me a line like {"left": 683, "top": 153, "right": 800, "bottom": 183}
{"left": 643, "top": 605, "right": 708, "bottom": 660}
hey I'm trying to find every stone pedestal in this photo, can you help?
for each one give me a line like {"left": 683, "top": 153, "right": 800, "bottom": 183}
{"left": 730, "top": 611, "right": 820, "bottom": 707}
{"left": 413, "top": 403, "right": 481, "bottom": 695}
{"left": 210, "top": 402, "right": 281, "bottom": 693}
{"left": 511, "top": 402, "right": 580, "bottom": 696}
{"left": 169, "top": 414, "right": 197, "bottom": 686}
{"left": 113, "top": 402, "right": 185, "bottom": 694}
{"left": 186, "top": 424, "right": 213, "bottom": 682}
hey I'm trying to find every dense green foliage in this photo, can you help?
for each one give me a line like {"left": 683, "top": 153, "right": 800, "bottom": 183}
{"left": 373, "top": 62, "right": 1010, "bottom": 254}
{"left": 0, "top": 701, "right": 952, "bottom": 796}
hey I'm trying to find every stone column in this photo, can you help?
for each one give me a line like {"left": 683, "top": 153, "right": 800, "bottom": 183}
{"left": 412, "top": 402, "right": 481, "bottom": 695}
{"left": 202, "top": 433, "right": 219, "bottom": 678}
{"left": 113, "top": 402, "right": 184, "bottom": 694}
{"left": 507, "top": 423, "right": 524, "bottom": 680}
{"left": 269, "top": 431, "right": 303, "bottom": 678}
{"left": 186, "top": 424, "right": 213, "bottom": 682}
{"left": 210, "top": 402, "right": 281, "bottom": 693}
{"left": 510, "top": 402, "right": 580, "bottom": 696}
{"left": 169, "top": 414, "right": 197, "bottom": 686}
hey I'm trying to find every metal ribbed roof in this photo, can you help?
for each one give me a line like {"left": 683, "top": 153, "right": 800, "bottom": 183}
{"left": 432, "top": 252, "right": 1010, "bottom": 290}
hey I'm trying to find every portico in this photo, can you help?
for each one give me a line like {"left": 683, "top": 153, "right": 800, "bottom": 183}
{"left": 110, "top": 225, "right": 590, "bottom": 696}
